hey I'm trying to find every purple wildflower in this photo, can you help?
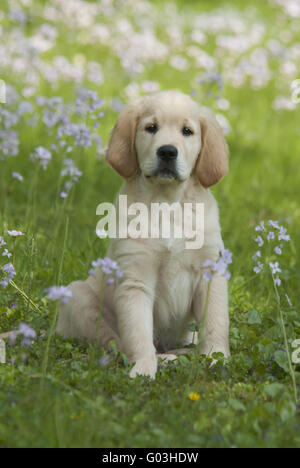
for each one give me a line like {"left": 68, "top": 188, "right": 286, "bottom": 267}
{"left": 253, "top": 250, "right": 261, "bottom": 261}
{"left": 9, "top": 323, "right": 36, "bottom": 346}
{"left": 220, "top": 248, "right": 233, "bottom": 265}
{"left": 274, "top": 277, "right": 281, "bottom": 287}
{"left": 269, "top": 262, "right": 281, "bottom": 275}
{"left": 203, "top": 270, "right": 213, "bottom": 282}
{"left": 255, "top": 221, "right": 265, "bottom": 232}
{"left": 254, "top": 262, "right": 264, "bottom": 274}
{"left": 7, "top": 230, "right": 24, "bottom": 237}
{"left": 58, "top": 123, "right": 92, "bottom": 148}
{"left": 30, "top": 146, "right": 52, "bottom": 170}
{"left": 2, "top": 263, "right": 16, "bottom": 278}
{"left": 278, "top": 227, "right": 290, "bottom": 242}
{"left": 199, "top": 72, "right": 223, "bottom": 92}
{"left": 46, "top": 286, "right": 72, "bottom": 305}
{"left": 89, "top": 257, "right": 123, "bottom": 284}
{"left": 111, "top": 98, "right": 124, "bottom": 113}
{"left": 0, "top": 109, "right": 19, "bottom": 129}
{"left": 2, "top": 249, "right": 12, "bottom": 258}
{"left": 61, "top": 159, "right": 82, "bottom": 179}
{"left": 212, "top": 259, "right": 228, "bottom": 275}
{"left": 252, "top": 221, "right": 290, "bottom": 286}
{"left": 255, "top": 235, "right": 264, "bottom": 247}
{"left": 268, "top": 220, "right": 280, "bottom": 230}
{"left": 76, "top": 88, "right": 104, "bottom": 116}
{"left": 202, "top": 259, "right": 213, "bottom": 268}
{"left": 202, "top": 248, "right": 232, "bottom": 282}
{"left": 18, "top": 101, "right": 33, "bottom": 116}
{"left": 12, "top": 172, "right": 23, "bottom": 182}
{"left": 0, "top": 130, "right": 19, "bottom": 157}
{"left": 1, "top": 262, "right": 16, "bottom": 288}
{"left": 19, "top": 323, "right": 36, "bottom": 339}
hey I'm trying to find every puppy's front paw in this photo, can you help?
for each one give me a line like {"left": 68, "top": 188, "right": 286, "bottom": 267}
{"left": 129, "top": 356, "right": 157, "bottom": 379}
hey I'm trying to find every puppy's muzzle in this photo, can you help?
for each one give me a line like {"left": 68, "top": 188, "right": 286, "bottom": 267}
{"left": 154, "top": 145, "right": 179, "bottom": 179}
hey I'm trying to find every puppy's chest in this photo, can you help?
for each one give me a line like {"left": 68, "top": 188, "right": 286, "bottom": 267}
{"left": 153, "top": 249, "right": 201, "bottom": 323}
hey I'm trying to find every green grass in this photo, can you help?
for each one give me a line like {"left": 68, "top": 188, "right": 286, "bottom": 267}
{"left": 0, "top": 0, "right": 300, "bottom": 448}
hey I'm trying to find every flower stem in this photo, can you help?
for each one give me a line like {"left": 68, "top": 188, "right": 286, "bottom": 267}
{"left": 271, "top": 269, "right": 298, "bottom": 404}
{"left": 41, "top": 217, "right": 69, "bottom": 377}
{"left": 10, "top": 280, "right": 40, "bottom": 313}
{"left": 198, "top": 280, "right": 212, "bottom": 352}
{"left": 89, "top": 275, "right": 105, "bottom": 367}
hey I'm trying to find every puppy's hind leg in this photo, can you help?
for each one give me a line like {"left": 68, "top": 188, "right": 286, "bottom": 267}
{"left": 56, "top": 279, "right": 121, "bottom": 352}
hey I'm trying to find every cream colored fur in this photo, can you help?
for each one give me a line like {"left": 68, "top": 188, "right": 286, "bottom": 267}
{"left": 56, "top": 90, "right": 230, "bottom": 379}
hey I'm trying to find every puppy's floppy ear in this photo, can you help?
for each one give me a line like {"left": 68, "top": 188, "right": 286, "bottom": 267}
{"left": 106, "top": 106, "right": 139, "bottom": 179}
{"left": 195, "top": 114, "right": 229, "bottom": 188}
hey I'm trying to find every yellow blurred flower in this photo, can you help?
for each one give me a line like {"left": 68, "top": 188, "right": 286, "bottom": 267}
{"left": 189, "top": 392, "right": 200, "bottom": 401}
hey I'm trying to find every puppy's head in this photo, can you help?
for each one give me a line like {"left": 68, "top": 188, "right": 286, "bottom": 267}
{"left": 107, "top": 90, "right": 229, "bottom": 188}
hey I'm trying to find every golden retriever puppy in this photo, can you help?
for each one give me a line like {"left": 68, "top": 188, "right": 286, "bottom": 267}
{"left": 56, "top": 90, "right": 230, "bottom": 379}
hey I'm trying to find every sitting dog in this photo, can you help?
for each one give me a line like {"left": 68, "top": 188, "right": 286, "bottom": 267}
{"left": 56, "top": 90, "right": 230, "bottom": 378}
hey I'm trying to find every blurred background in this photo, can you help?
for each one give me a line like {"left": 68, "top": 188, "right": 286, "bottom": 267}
{"left": 1, "top": 0, "right": 299, "bottom": 278}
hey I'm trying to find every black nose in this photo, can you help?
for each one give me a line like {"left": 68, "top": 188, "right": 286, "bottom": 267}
{"left": 157, "top": 145, "right": 178, "bottom": 161}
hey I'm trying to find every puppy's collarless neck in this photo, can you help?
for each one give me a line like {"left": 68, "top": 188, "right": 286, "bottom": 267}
{"left": 136, "top": 174, "right": 189, "bottom": 205}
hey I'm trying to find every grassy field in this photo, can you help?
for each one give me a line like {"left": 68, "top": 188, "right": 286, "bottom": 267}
{"left": 0, "top": 0, "right": 300, "bottom": 448}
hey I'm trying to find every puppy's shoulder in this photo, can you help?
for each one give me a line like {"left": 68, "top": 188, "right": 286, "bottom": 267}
{"left": 184, "top": 177, "right": 218, "bottom": 209}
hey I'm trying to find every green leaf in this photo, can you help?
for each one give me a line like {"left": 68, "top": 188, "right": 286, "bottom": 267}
{"left": 247, "top": 310, "right": 262, "bottom": 325}
{"left": 108, "top": 339, "right": 118, "bottom": 356}
{"left": 274, "top": 350, "right": 289, "bottom": 373}
{"left": 263, "top": 383, "right": 285, "bottom": 398}
{"left": 228, "top": 398, "right": 246, "bottom": 411}
{"left": 178, "top": 355, "right": 190, "bottom": 366}
{"left": 277, "top": 400, "right": 296, "bottom": 422}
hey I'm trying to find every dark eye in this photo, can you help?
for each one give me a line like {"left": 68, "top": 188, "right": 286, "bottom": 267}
{"left": 145, "top": 123, "right": 158, "bottom": 134}
{"left": 182, "top": 127, "right": 193, "bottom": 136}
